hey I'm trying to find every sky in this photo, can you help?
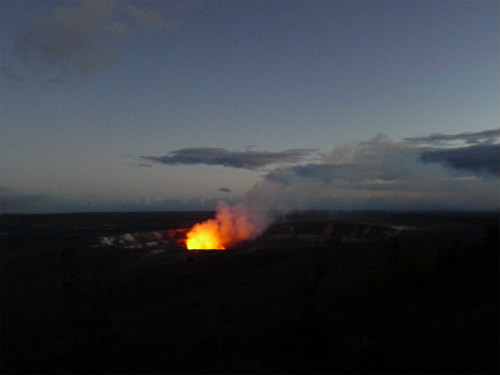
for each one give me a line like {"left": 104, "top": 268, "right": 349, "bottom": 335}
{"left": 0, "top": 0, "right": 499, "bottom": 213}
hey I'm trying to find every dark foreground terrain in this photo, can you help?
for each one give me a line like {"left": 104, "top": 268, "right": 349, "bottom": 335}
{"left": 1, "top": 211, "right": 498, "bottom": 373}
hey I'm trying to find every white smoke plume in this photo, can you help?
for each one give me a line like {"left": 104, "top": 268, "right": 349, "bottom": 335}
{"left": 187, "top": 131, "right": 499, "bottom": 248}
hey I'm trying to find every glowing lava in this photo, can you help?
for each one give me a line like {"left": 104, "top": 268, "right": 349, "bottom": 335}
{"left": 184, "top": 201, "right": 269, "bottom": 250}
{"left": 186, "top": 220, "right": 226, "bottom": 250}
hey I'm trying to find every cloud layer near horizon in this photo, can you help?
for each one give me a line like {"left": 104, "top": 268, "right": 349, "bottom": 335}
{"left": 0, "top": 187, "right": 226, "bottom": 214}
{"left": 137, "top": 128, "right": 500, "bottom": 212}
{"left": 2, "top": 129, "right": 498, "bottom": 213}
{"left": 253, "top": 130, "right": 499, "bottom": 211}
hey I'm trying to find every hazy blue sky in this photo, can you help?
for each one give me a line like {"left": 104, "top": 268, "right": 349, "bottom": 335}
{"left": 1, "top": 0, "right": 499, "bottom": 213}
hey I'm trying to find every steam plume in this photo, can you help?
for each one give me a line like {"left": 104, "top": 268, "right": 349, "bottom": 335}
{"left": 186, "top": 129, "right": 499, "bottom": 249}
{"left": 186, "top": 200, "right": 271, "bottom": 249}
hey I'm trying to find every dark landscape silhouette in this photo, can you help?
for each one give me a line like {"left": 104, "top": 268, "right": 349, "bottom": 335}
{"left": 1, "top": 210, "right": 498, "bottom": 373}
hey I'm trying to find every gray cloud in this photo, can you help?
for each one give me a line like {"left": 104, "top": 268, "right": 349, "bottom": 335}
{"left": 405, "top": 128, "right": 500, "bottom": 146}
{"left": 4, "top": 129, "right": 498, "bottom": 213}
{"left": 137, "top": 130, "right": 499, "bottom": 212}
{"left": 420, "top": 144, "right": 500, "bottom": 176}
{"left": 255, "top": 132, "right": 499, "bottom": 211}
{"left": 141, "top": 147, "right": 317, "bottom": 169}
{"left": 0, "top": 187, "right": 225, "bottom": 214}
{"left": 266, "top": 136, "right": 437, "bottom": 187}
{"left": 0, "top": 189, "right": 51, "bottom": 213}
{"left": 9, "top": 0, "right": 184, "bottom": 84}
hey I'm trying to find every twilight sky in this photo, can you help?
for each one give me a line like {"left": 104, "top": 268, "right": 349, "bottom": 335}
{"left": 0, "top": 0, "right": 499, "bottom": 213}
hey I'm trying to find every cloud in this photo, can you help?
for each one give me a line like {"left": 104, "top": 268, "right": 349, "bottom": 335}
{"left": 8, "top": 0, "right": 185, "bottom": 84}
{"left": 219, "top": 187, "right": 231, "bottom": 193}
{"left": 0, "top": 187, "right": 226, "bottom": 214}
{"left": 0, "top": 188, "right": 52, "bottom": 213}
{"left": 255, "top": 131, "right": 499, "bottom": 211}
{"left": 405, "top": 128, "right": 500, "bottom": 146}
{"left": 137, "top": 129, "right": 499, "bottom": 212}
{"left": 4, "top": 129, "right": 498, "bottom": 213}
{"left": 140, "top": 147, "right": 317, "bottom": 169}
{"left": 16, "top": 1, "right": 116, "bottom": 79}
{"left": 266, "top": 135, "right": 437, "bottom": 187}
{"left": 420, "top": 144, "right": 500, "bottom": 176}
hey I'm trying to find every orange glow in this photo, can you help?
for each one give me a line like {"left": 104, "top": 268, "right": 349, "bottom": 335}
{"left": 184, "top": 201, "right": 268, "bottom": 251}
{"left": 186, "top": 220, "right": 226, "bottom": 250}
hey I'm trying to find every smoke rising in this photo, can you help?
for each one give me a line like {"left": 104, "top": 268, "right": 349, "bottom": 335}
{"left": 186, "top": 200, "right": 271, "bottom": 249}
{"left": 176, "top": 129, "right": 500, "bottom": 249}
{"left": 231, "top": 130, "right": 500, "bottom": 221}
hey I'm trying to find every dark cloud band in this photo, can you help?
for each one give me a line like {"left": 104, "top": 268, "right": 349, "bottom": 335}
{"left": 420, "top": 144, "right": 500, "bottom": 176}
{"left": 140, "top": 147, "right": 317, "bottom": 169}
{"left": 405, "top": 129, "right": 500, "bottom": 146}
